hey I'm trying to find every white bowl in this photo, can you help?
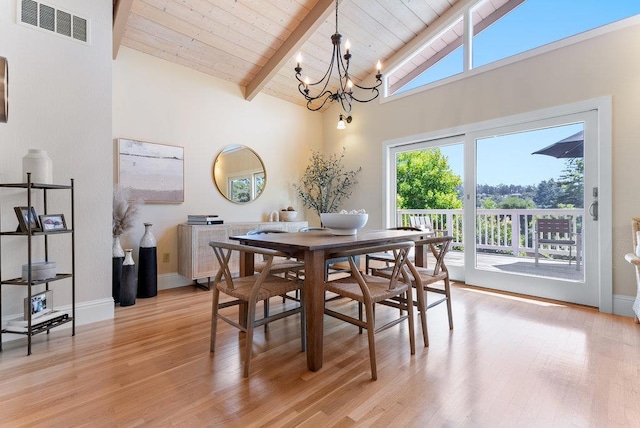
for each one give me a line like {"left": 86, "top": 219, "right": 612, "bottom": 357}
{"left": 320, "top": 213, "right": 368, "bottom": 235}
{"left": 280, "top": 211, "right": 298, "bottom": 222}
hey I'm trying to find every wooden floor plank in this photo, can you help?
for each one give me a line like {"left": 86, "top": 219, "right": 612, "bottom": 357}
{"left": 1, "top": 284, "right": 639, "bottom": 426}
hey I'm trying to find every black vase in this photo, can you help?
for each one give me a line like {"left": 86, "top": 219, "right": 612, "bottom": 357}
{"left": 112, "top": 257, "right": 123, "bottom": 304}
{"left": 137, "top": 223, "right": 157, "bottom": 298}
{"left": 120, "top": 249, "right": 137, "bottom": 306}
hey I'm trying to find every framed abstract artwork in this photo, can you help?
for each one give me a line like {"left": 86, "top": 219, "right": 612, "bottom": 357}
{"left": 117, "top": 138, "right": 184, "bottom": 203}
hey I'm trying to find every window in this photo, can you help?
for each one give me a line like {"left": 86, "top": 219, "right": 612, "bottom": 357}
{"left": 389, "top": 0, "right": 640, "bottom": 96}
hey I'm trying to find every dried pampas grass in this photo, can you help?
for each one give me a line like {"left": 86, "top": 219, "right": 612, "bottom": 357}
{"left": 113, "top": 185, "right": 140, "bottom": 236}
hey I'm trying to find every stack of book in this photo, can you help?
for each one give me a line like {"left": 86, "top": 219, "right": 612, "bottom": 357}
{"left": 187, "top": 215, "right": 224, "bottom": 225}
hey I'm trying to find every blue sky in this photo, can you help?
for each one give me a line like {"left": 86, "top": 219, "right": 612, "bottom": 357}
{"left": 406, "top": 0, "right": 640, "bottom": 186}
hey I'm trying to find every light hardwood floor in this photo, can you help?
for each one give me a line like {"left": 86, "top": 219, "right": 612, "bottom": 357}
{"left": 1, "top": 284, "right": 639, "bottom": 427}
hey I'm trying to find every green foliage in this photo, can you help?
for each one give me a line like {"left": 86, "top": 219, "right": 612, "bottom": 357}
{"left": 293, "top": 149, "right": 362, "bottom": 218}
{"left": 498, "top": 196, "right": 535, "bottom": 209}
{"left": 396, "top": 149, "right": 462, "bottom": 209}
{"left": 556, "top": 158, "right": 584, "bottom": 208}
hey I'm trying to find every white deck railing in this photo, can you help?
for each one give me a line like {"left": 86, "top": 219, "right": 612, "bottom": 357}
{"left": 397, "top": 208, "right": 583, "bottom": 257}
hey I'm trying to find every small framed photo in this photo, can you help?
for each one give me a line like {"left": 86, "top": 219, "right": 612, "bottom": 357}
{"left": 39, "top": 214, "right": 67, "bottom": 231}
{"left": 14, "top": 206, "right": 40, "bottom": 232}
{"left": 24, "top": 290, "right": 53, "bottom": 320}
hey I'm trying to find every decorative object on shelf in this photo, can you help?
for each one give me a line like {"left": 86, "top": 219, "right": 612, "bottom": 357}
{"left": 320, "top": 210, "right": 368, "bottom": 235}
{"left": 14, "top": 206, "right": 40, "bottom": 232}
{"left": 137, "top": 222, "right": 157, "bottom": 298}
{"left": 187, "top": 214, "right": 223, "bottom": 225}
{"left": 23, "top": 290, "right": 53, "bottom": 320}
{"left": 22, "top": 149, "right": 53, "bottom": 184}
{"left": 120, "top": 249, "right": 137, "bottom": 306}
{"left": 280, "top": 207, "right": 297, "bottom": 222}
{"left": 112, "top": 235, "right": 124, "bottom": 304}
{"left": 113, "top": 185, "right": 139, "bottom": 304}
{"left": 294, "top": 0, "right": 382, "bottom": 113}
{"left": 39, "top": 214, "right": 67, "bottom": 231}
{"left": 293, "top": 148, "right": 361, "bottom": 221}
{"left": 117, "top": 138, "right": 184, "bottom": 203}
{"left": 21, "top": 261, "right": 57, "bottom": 281}
{"left": 0, "top": 55, "right": 7, "bottom": 123}
{"left": 269, "top": 210, "right": 279, "bottom": 222}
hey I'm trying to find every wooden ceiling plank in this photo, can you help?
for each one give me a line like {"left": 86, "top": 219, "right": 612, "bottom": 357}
{"left": 245, "top": 0, "right": 335, "bottom": 101}
{"left": 113, "top": 0, "right": 135, "bottom": 59}
{"left": 134, "top": 0, "right": 272, "bottom": 66}
{"left": 148, "top": 0, "right": 280, "bottom": 57}
{"left": 126, "top": 14, "right": 257, "bottom": 81}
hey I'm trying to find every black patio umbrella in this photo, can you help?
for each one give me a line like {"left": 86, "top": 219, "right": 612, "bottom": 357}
{"left": 532, "top": 130, "right": 583, "bottom": 158}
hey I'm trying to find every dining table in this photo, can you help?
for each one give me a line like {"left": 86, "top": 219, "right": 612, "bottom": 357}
{"left": 230, "top": 228, "right": 435, "bottom": 372}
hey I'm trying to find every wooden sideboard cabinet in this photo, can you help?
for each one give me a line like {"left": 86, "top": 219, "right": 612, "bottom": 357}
{"left": 178, "top": 221, "right": 308, "bottom": 289}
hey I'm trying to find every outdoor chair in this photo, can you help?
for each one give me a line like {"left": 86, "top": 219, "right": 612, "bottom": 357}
{"left": 534, "top": 218, "right": 581, "bottom": 270}
{"left": 371, "top": 235, "right": 453, "bottom": 347}
{"left": 324, "top": 241, "right": 416, "bottom": 380}
{"left": 209, "top": 241, "right": 305, "bottom": 378}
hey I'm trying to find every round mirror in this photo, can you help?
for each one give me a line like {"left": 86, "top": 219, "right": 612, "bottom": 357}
{"left": 213, "top": 145, "right": 266, "bottom": 204}
{"left": 0, "top": 56, "right": 7, "bottom": 123}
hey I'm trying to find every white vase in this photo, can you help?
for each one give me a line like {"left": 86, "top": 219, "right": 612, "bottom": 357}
{"left": 22, "top": 149, "right": 52, "bottom": 184}
{"left": 636, "top": 232, "right": 640, "bottom": 257}
{"left": 112, "top": 235, "right": 125, "bottom": 258}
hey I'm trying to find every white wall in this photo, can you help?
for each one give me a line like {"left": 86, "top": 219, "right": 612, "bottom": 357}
{"left": 0, "top": 0, "right": 113, "bottom": 327}
{"left": 324, "top": 19, "right": 640, "bottom": 302}
{"left": 112, "top": 47, "right": 323, "bottom": 284}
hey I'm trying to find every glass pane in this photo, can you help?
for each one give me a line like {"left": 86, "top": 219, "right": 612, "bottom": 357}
{"left": 396, "top": 46, "right": 463, "bottom": 94}
{"left": 473, "top": 0, "right": 640, "bottom": 68}
{"left": 475, "top": 123, "right": 585, "bottom": 282}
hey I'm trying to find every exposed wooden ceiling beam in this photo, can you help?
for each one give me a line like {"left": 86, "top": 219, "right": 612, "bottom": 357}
{"left": 244, "top": 0, "right": 337, "bottom": 101}
{"left": 113, "top": 0, "right": 134, "bottom": 60}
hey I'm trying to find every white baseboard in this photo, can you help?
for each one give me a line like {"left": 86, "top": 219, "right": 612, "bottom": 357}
{"left": 612, "top": 294, "right": 637, "bottom": 318}
{"left": 2, "top": 297, "right": 114, "bottom": 343}
{"left": 158, "top": 272, "right": 193, "bottom": 290}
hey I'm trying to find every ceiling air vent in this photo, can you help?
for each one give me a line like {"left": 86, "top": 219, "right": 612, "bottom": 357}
{"left": 17, "top": 0, "right": 90, "bottom": 45}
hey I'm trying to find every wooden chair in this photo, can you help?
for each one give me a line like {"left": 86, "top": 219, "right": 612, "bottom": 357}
{"left": 247, "top": 229, "right": 305, "bottom": 277}
{"left": 247, "top": 229, "right": 305, "bottom": 324}
{"left": 534, "top": 218, "right": 581, "bottom": 270}
{"left": 324, "top": 241, "right": 416, "bottom": 380}
{"left": 365, "top": 227, "right": 421, "bottom": 274}
{"left": 209, "top": 241, "right": 305, "bottom": 378}
{"left": 299, "top": 226, "right": 356, "bottom": 280}
{"left": 372, "top": 235, "right": 453, "bottom": 347}
{"left": 624, "top": 217, "right": 640, "bottom": 323}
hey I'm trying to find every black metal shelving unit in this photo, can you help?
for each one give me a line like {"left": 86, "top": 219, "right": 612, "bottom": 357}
{"left": 0, "top": 173, "right": 75, "bottom": 355}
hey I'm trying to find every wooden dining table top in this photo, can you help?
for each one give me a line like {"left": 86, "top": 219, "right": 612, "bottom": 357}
{"left": 229, "top": 228, "right": 435, "bottom": 372}
{"left": 230, "top": 228, "right": 432, "bottom": 255}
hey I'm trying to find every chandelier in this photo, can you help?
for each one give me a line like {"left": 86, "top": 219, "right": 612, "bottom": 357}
{"left": 294, "top": 0, "right": 382, "bottom": 114}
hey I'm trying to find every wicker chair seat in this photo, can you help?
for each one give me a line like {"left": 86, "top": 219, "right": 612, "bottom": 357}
{"left": 325, "top": 274, "right": 411, "bottom": 303}
{"left": 217, "top": 274, "right": 302, "bottom": 302}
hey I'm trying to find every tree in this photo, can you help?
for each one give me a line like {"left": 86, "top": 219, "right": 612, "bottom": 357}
{"left": 556, "top": 158, "right": 584, "bottom": 208}
{"left": 396, "top": 149, "right": 462, "bottom": 209}
{"left": 498, "top": 196, "right": 535, "bottom": 210}
{"left": 533, "top": 179, "right": 559, "bottom": 208}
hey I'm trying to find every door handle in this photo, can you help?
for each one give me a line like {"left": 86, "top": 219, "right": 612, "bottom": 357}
{"left": 589, "top": 201, "right": 598, "bottom": 221}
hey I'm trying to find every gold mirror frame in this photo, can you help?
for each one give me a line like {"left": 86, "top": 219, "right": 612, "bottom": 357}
{"left": 0, "top": 56, "right": 7, "bottom": 123}
{"left": 213, "top": 145, "right": 266, "bottom": 204}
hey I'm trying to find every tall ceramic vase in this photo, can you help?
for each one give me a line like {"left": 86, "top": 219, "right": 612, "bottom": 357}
{"left": 120, "top": 249, "right": 137, "bottom": 306}
{"left": 112, "top": 235, "right": 125, "bottom": 304}
{"left": 22, "top": 149, "right": 53, "bottom": 184}
{"left": 137, "top": 222, "right": 158, "bottom": 298}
